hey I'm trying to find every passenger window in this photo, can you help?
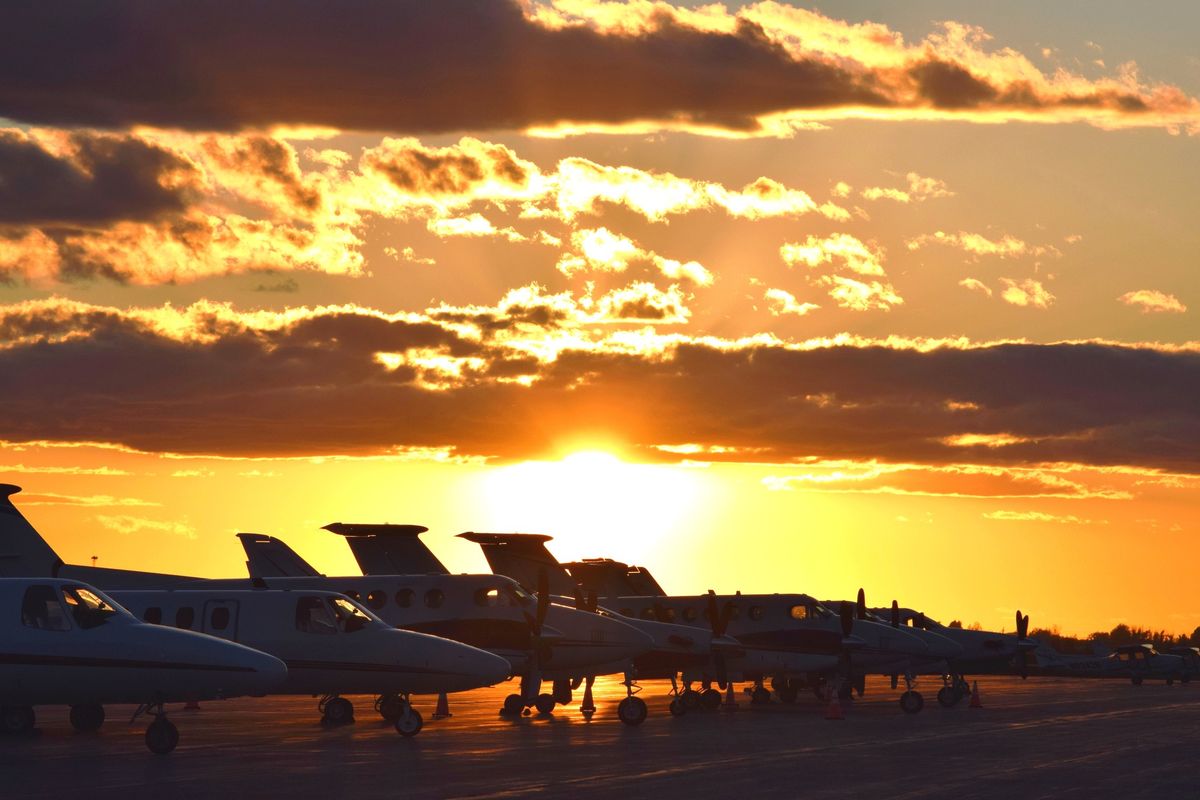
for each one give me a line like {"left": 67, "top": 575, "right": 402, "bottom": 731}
{"left": 210, "top": 607, "right": 230, "bottom": 631}
{"left": 639, "top": 608, "right": 656, "bottom": 620}
{"left": 395, "top": 589, "right": 413, "bottom": 608}
{"left": 424, "top": 589, "right": 444, "bottom": 609}
{"left": 682, "top": 607, "right": 698, "bottom": 622}
{"left": 20, "top": 585, "right": 71, "bottom": 631}
{"left": 143, "top": 607, "right": 162, "bottom": 624}
{"left": 176, "top": 606, "right": 195, "bottom": 629}
{"left": 789, "top": 605, "right": 809, "bottom": 620}
{"left": 749, "top": 606, "right": 764, "bottom": 621}
{"left": 295, "top": 597, "right": 337, "bottom": 635}
{"left": 366, "top": 590, "right": 386, "bottom": 610}
{"left": 342, "top": 590, "right": 360, "bottom": 601}
{"left": 61, "top": 586, "right": 118, "bottom": 629}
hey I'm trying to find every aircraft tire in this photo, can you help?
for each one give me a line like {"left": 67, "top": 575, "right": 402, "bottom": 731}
{"left": 936, "top": 687, "right": 961, "bottom": 708}
{"left": 700, "top": 688, "right": 722, "bottom": 710}
{"left": 1131, "top": 677, "right": 1143, "bottom": 686}
{"left": 1, "top": 706, "right": 35, "bottom": 736}
{"left": 751, "top": 686, "right": 771, "bottom": 705}
{"left": 377, "top": 694, "right": 403, "bottom": 722}
{"left": 69, "top": 704, "right": 105, "bottom": 732}
{"left": 668, "top": 698, "right": 686, "bottom": 716}
{"left": 617, "top": 696, "right": 647, "bottom": 726}
{"left": 395, "top": 707, "right": 423, "bottom": 737}
{"left": 501, "top": 694, "right": 525, "bottom": 716}
{"left": 534, "top": 694, "right": 556, "bottom": 714}
{"left": 145, "top": 718, "right": 179, "bottom": 755}
{"left": 681, "top": 689, "right": 702, "bottom": 710}
{"left": 899, "top": 690, "right": 924, "bottom": 714}
{"left": 323, "top": 697, "right": 354, "bottom": 725}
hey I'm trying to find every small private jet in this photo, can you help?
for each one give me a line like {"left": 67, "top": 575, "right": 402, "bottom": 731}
{"left": 111, "top": 588, "right": 511, "bottom": 735}
{"left": 0, "top": 576, "right": 286, "bottom": 753}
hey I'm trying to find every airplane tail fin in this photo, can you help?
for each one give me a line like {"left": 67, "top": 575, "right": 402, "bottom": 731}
{"left": 0, "top": 485, "right": 65, "bottom": 577}
{"left": 626, "top": 565, "right": 667, "bottom": 596}
{"left": 323, "top": 523, "right": 448, "bottom": 575}
{"left": 457, "top": 532, "right": 576, "bottom": 594}
{"left": 237, "top": 533, "right": 322, "bottom": 578}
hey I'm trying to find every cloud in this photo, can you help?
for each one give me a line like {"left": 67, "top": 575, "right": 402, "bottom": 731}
{"left": 96, "top": 514, "right": 197, "bottom": 539}
{"left": 0, "top": 464, "right": 130, "bottom": 476}
{"left": 427, "top": 213, "right": 527, "bottom": 242}
{"left": 0, "top": 2, "right": 1195, "bottom": 136}
{"left": 18, "top": 492, "right": 159, "bottom": 507}
{"left": 764, "top": 288, "right": 819, "bottom": 317}
{"left": 1000, "top": 278, "right": 1055, "bottom": 308}
{"left": 557, "top": 227, "right": 712, "bottom": 284}
{"left": 780, "top": 234, "right": 902, "bottom": 310}
{"left": 906, "top": 230, "right": 1060, "bottom": 259}
{"left": 959, "top": 277, "right": 993, "bottom": 296}
{"left": 861, "top": 172, "right": 953, "bottom": 203}
{"left": 1118, "top": 289, "right": 1187, "bottom": 314}
{"left": 982, "top": 510, "right": 1106, "bottom": 525}
{"left": 1, "top": 297, "right": 1199, "bottom": 471}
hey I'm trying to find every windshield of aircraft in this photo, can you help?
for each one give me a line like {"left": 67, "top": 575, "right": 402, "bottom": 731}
{"left": 811, "top": 603, "right": 834, "bottom": 619}
{"left": 328, "top": 597, "right": 372, "bottom": 633}
{"left": 61, "top": 585, "right": 121, "bottom": 629}
{"left": 510, "top": 585, "right": 534, "bottom": 607}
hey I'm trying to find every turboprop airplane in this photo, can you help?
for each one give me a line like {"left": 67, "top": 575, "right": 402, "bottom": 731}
{"left": 241, "top": 525, "right": 744, "bottom": 720}
{"left": 1027, "top": 641, "right": 1187, "bottom": 685}
{"left": 111, "top": 588, "right": 511, "bottom": 735}
{"left": 454, "top": 532, "right": 939, "bottom": 714}
{"left": 878, "top": 607, "right": 1040, "bottom": 704}
{"left": 0, "top": 577, "right": 286, "bottom": 753}
{"left": 0, "top": 486, "right": 653, "bottom": 727}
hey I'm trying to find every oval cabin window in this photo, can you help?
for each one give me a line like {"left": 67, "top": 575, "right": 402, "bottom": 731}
{"left": 395, "top": 589, "right": 413, "bottom": 608}
{"left": 367, "top": 590, "right": 386, "bottom": 610}
{"left": 424, "top": 589, "right": 445, "bottom": 609}
{"left": 176, "top": 606, "right": 195, "bottom": 629}
{"left": 143, "top": 607, "right": 162, "bottom": 625}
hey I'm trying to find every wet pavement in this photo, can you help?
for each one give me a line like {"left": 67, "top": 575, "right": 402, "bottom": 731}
{"left": 3, "top": 675, "right": 1197, "bottom": 799}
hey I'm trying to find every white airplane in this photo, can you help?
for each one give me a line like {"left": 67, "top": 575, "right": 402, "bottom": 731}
{"left": 111, "top": 588, "right": 511, "bottom": 735}
{"left": 0, "top": 576, "right": 286, "bottom": 753}
{"left": 456, "top": 533, "right": 942, "bottom": 714}
{"left": 0, "top": 485, "right": 653, "bottom": 726}
{"left": 241, "top": 525, "right": 740, "bottom": 722}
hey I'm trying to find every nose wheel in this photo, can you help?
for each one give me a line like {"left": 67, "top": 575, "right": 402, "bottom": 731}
{"left": 69, "top": 704, "right": 105, "bottom": 732}
{"left": 899, "top": 672, "right": 924, "bottom": 714}
{"left": 392, "top": 695, "right": 423, "bottom": 737}
{"left": 0, "top": 705, "right": 35, "bottom": 736}
{"left": 617, "top": 669, "right": 648, "bottom": 726}
{"left": 134, "top": 703, "right": 179, "bottom": 755}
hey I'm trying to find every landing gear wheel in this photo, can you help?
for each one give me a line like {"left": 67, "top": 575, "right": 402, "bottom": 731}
{"left": 323, "top": 697, "right": 354, "bottom": 726}
{"left": 395, "top": 707, "right": 423, "bottom": 737}
{"left": 534, "top": 694, "right": 556, "bottom": 714}
{"left": 778, "top": 685, "right": 799, "bottom": 704}
{"left": 145, "top": 718, "right": 179, "bottom": 755}
{"left": 681, "top": 689, "right": 702, "bottom": 710}
{"left": 900, "top": 690, "right": 925, "bottom": 714}
{"left": 668, "top": 698, "right": 686, "bottom": 716}
{"left": 700, "top": 688, "right": 721, "bottom": 710}
{"left": 617, "top": 696, "right": 648, "bottom": 726}
{"left": 378, "top": 694, "right": 404, "bottom": 722}
{"left": 1131, "top": 677, "right": 1143, "bottom": 686}
{"left": 69, "top": 704, "right": 105, "bottom": 732}
{"left": 937, "top": 686, "right": 962, "bottom": 708}
{"left": 751, "top": 686, "right": 771, "bottom": 705}
{"left": 501, "top": 694, "right": 525, "bottom": 716}
{"left": 1, "top": 706, "right": 35, "bottom": 736}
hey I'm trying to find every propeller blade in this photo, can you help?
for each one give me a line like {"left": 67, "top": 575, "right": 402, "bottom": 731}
{"left": 856, "top": 588, "right": 867, "bottom": 620}
{"left": 891, "top": 599, "right": 900, "bottom": 629}
{"left": 840, "top": 600, "right": 854, "bottom": 639}
{"left": 535, "top": 568, "right": 550, "bottom": 633}
{"left": 587, "top": 591, "right": 598, "bottom": 613}
{"left": 574, "top": 585, "right": 585, "bottom": 611}
{"left": 706, "top": 590, "right": 730, "bottom": 637}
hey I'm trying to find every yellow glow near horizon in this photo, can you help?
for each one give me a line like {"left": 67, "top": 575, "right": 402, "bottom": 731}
{"left": 478, "top": 450, "right": 707, "bottom": 564}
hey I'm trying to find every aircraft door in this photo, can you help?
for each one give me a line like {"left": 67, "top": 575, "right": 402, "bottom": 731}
{"left": 202, "top": 599, "right": 240, "bottom": 642}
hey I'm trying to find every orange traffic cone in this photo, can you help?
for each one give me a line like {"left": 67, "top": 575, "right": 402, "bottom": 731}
{"left": 824, "top": 689, "right": 845, "bottom": 720}
{"left": 183, "top": 700, "right": 201, "bottom": 711}
{"left": 969, "top": 681, "right": 983, "bottom": 708}
{"left": 722, "top": 683, "right": 738, "bottom": 711}
{"left": 432, "top": 691, "right": 453, "bottom": 719}
{"left": 580, "top": 680, "right": 596, "bottom": 716}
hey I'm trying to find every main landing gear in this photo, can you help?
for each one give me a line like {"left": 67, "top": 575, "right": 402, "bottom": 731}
{"left": 132, "top": 703, "right": 179, "bottom": 755}
{"left": 374, "top": 693, "right": 423, "bottom": 736}
{"left": 69, "top": 703, "right": 105, "bottom": 732}
{"left": 937, "top": 674, "right": 970, "bottom": 707}
{"left": 667, "top": 676, "right": 723, "bottom": 716}
{"left": 319, "top": 694, "right": 354, "bottom": 726}
{"left": 617, "top": 669, "right": 647, "bottom": 726}
{"left": 898, "top": 672, "right": 924, "bottom": 714}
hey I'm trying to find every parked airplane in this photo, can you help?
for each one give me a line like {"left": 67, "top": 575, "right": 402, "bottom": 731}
{"left": 455, "top": 532, "right": 940, "bottom": 714}
{"left": 879, "top": 607, "right": 1039, "bottom": 704}
{"left": 1028, "top": 641, "right": 1187, "bottom": 685}
{"left": 242, "top": 525, "right": 742, "bottom": 719}
{"left": 0, "top": 576, "right": 286, "bottom": 753}
{"left": 112, "top": 588, "right": 511, "bottom": 735}
{"left": 0, "top": 486, "right": 653, "bottom": 726}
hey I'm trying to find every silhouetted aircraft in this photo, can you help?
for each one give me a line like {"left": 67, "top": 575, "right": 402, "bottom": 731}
{"left": 1, "top": 576, "right": 285, "bottom": 753}
{"left": 112, "top": 588, "right": 510, "bottom": 735}
{"left": 0, "top": 485, "right": 652, "bottom": 726}
{"left": 240, "top": 526, "right": 709, "bottom": 723}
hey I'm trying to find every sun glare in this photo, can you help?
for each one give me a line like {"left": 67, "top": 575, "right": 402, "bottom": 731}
{"left": 478, "top": 450, "right": 706, "bottom": 563}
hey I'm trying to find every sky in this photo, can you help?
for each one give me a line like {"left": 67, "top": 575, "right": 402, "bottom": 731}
{"left": 1, "top": 0, "right": 1197, "bottom": 636}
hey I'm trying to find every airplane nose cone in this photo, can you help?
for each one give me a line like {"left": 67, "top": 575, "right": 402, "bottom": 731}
{"left": 424, "top": 634, "right": 512, "bottom": 691}
{"left": 242, "top": 649, "right": 289, "bottom": 694}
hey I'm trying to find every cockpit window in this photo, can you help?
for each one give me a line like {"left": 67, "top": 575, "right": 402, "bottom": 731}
{"left": 61, "top": 586, "right": 118, "bottom": 629}
{"left": 296, "top": 596, "right": 337, "bottom": 635}
{"left": 789, "top": 605, "right": 809, "bottom": 620}
{"left": 21, "top": 585, "right": 71, "bottom": 631}
{"left": 508, "top": 585, "right": 535, "bottom": 607}
{"left": 328, "top": 597, "right": 371, "bottom": 633}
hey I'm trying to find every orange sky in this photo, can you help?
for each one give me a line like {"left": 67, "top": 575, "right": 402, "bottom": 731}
{"left": 1, "top": 1, "right": 1198, "bottom": 637}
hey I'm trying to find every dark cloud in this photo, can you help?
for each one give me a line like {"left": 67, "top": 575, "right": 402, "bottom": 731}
{"left": 0, "top": 131, "right": 196, "bottom": 226}
{"left": 0, "top": 303, "right": 1197, "bottom": 471}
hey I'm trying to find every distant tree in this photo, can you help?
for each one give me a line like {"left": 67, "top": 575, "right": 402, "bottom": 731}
{"left": 947, "top": 620, "right": 963, "bottom": 628}
{"left": 968, "top": 622, "right": 983, "bottom": 631}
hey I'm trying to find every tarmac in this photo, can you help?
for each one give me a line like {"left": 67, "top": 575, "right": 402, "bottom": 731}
{"left": 3, "top": 675, "right": 1197, "bottom": 799}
